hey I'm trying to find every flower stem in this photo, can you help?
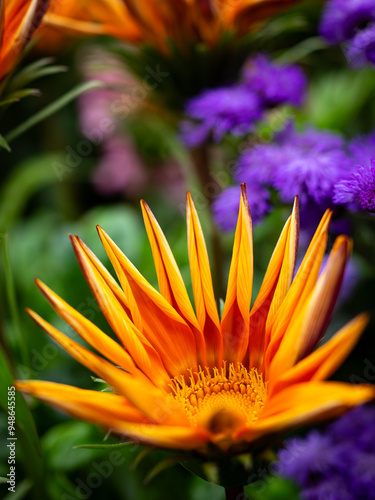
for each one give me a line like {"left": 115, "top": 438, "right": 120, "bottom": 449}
{"left": 225, "top": 486, "right": 245, "bottom": 500}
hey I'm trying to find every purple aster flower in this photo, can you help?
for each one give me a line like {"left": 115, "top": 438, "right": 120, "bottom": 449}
{"left": 278, "top": 432, "right": 338, "bottom": 486}
{"left": 270, "top": 125, "right": 352, "bottom": 206}
{"left": 346, "top": 23, "right": 375, "bottom": 66}
{"left": 213, "top": 185, "right": 270, "bottom": 232}
{"left": 278, "top": 405, "right": 375, "bottom": 500}
{"left": 241, "top": 54, "right": 307, "bottom": 107}
{"left": 180, "top": 86, "right": 263, "bottom": 148}
{"left": 302, "top": 477, "right": 354, "bottom": 500}
{"left": 234, "top": 142, "right": 278, "bottom": 185}
{"left": 320, "top": 0, "right": 375, "bottom": 44}
{"left": 349, "top": 131, "right": 375, "bottom": 167}
{"left": 333, "top": 158, "right": 375, "bottom": 212}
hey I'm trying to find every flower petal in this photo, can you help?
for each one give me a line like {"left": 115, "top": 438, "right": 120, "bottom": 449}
{"left": 98, "top": 226, "right": 198, "bottom": 377}
{"left": 263, "top": 209, "right": 332, "bottom": 374}
{"left": 269, "top": 314, "right": 369, "bottom": 395}
{"left": 186, "top": 192, "right": 222, "bottom": 367}
{"left": 248, "top": 197, "right": 299, "bottom": 370}
{"left": 27, "top": 310, "right": 188, "bottom": 425}
{"left": 269, "top": 236, "right": 351, "bottom": 381}
{"left": 71, "top": 237, "right": 170, "bottom": 387}
{"left": 15, "top": 381, "right": 145, "bottom": 424}
{"left": 35, "top": 279, "right": 136, "bottom": 373}
{"left": 111, "top": 421, "right": 211, "bottom": 450}
{"left": 236, "top": 381, "right": 375, "bottom": 442}
{"left": 221, "top": 184, "right": 253, "bottom": 364}
{"left": 141, "top": 200, "right": 207, "bottom": 366}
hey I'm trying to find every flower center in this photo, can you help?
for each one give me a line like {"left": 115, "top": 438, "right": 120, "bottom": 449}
{"left": 170, "top": 363, "right": 267, "bottom": 433}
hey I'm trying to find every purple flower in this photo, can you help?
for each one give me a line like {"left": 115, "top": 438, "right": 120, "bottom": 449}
{"left": 277, "top": 432, "right": 337, "bottom": 486}
{"left": 349, "top": 131, "right": 375, "bottom": 166}
{"left": 241, "top": 54, "right": 307, "bottom": 107}
{"left": 278, "top": 405, "right": 375, "bottom": 500}
{"left": 346, "top": 23, "right": 375, "bottom": 66}
{"left": 213, "top": 185, "right": 270, "bottom": 231}
{"left": 234, "top": 142, "right": 278, "bottom": 185}
{"left": 265, "top": 124, "right": 351, "bottom": 206}
{"left": 180, "top": 86, "right": 263, "bottom": 148}
{"left": 333, "top": 158, "right": 375, "bottom": 212}
{"left": 320, "top": 0, "right": 375, "bottom": 44}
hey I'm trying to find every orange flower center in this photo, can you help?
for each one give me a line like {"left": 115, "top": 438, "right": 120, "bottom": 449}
{"left": 170, "top": 363, "right": 267, "bottom": 435}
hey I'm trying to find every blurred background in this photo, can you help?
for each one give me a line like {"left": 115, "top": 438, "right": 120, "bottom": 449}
{"left": 0, "top": 0, "right": 375, "bottom": 499}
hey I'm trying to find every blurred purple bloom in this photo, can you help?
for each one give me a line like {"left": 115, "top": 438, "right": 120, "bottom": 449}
{"left": 272, "top": 126, "right": 352, "bottom": 206}
{"left": 213, "top": 185, "right": 270, "bottom": 231}
{"left": 320, "top": 0, "right": 375, "bottom": 44}
{"left": 349, "top": 131, "right": 375, "bottom": 166}
{"left": 180, "top": 86, "right": 263, "bottom": 148}
{"left": 278, "top": 405, "right": 375, "bottom": 500}
{"left": 333, "top": 158, "right": 375, "bottom": 212}
{"left": 235, "top": 142, "right": 279, "bottom": 185}
{"left": 346, "top": 23, "right": 375, "bottom": 66}
{"left": 241, "top": 54, "right": 307, "bottom": 107}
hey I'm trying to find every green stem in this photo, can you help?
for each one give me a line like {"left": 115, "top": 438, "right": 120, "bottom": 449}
{"left": 190, "top": 146, "right": 225, "bottom": 300}
{"left": 225, "top": 486, "right": 245, "bottom": 500}
{"left": 1, "top": 234, "right": 29, "bottom": 367}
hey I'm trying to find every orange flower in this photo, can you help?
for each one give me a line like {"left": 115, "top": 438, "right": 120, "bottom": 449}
{"left": 41, "top": 0, "right": 302, "bottom": 54}
{"left": 0, "top": 0, "right": 50, "bottom": 81}
{"left": 16, "top": 186, "right": 374, "bottom": 456}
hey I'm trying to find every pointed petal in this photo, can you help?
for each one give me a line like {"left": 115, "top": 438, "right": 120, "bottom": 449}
{"left": 236, "top": 381, "right": 375, "bottom": 442}
{"left": 71, "top": 237, "right": 170, "bottom": 387}
{"left": 98, "top": 226, "right": 198, "bottom": 377}
{"left": 141, "top": 200, "right": 207, "bottom": 366}
{"left": 221, "top": 185, "right": 253, "bottom": 363}
{"left": 27, "top": 310, "right": 188, "bottom": 425}
{"left": 248, "top": 198, "right": 299, "bottom": 369}
{"left": 264, "top": 210, "right": 332, "bottom": 374}
{"left": 186, "top": 192, "right": 222, "bottom": 368}
{"left": 111, "top": 421, "right": 211, "bottom": 450}
{"left": 71, "top": 235, "right": 130, "bottom": 315}
{"left": 269, "top": 236, "right": 351, "bottom": 381}
{"left": 35, "top": 279, "right": 136, "bottom": 373}
{"left": 266, "top": 196, "right": 299, "bottom": 328}
{"left": 15, "top": 381, "right": 145, "bottom": 424}
{"left": 269, "top": 314, "right": 369, "bottom": 395}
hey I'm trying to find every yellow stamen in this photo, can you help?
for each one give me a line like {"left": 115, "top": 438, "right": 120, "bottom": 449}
{"left": 169, "top": 363, "right": 267, "bottom": 430}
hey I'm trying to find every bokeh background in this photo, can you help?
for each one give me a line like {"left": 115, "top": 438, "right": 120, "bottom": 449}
{"left": 1, "top": 0, "right": 375, "bottom": 499}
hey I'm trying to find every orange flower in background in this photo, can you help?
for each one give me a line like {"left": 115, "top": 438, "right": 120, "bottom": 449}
{"left": 0, "top": 0, "right": 50, "bottom": 80}
{"left": 41, "top": 0, "right": 302, "bottom": 54}
{"left": 17, "top": 186, "right": 374, "bottom": 456}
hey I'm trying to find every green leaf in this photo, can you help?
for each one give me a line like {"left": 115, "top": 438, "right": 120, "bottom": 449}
{"left": 0, "top": 153, "right": 64, "bottom": 234}
{"left": 0, "top": 346, "right": 44, "bottom": 499}
{"left": 1, "top": 235, "right": 28, "bottom": 367}
{"left": 41, "top": 422, "right": 107, "bottom": 472}
{"left": 276, "top": 37, "right": 328, "bottom": 64}
{"left": 7, "top": 57, "right": 67, "bottom": 91}
{"left": 144, "top": 455, "right": 186, "bottom": 484}
{"left": 74, "top": 442, "right": 133, "bottom": 450}
{"left": 0, "top": 476, "right": 8, "bottom": 484}
{"left": 0, "top": 133, "right": 10, "bottom": 151}
{"left": 5, "top": 80, "right": 102, "bottom": 143}
{"left": 2, "top": 479, "right": 33, "bottom": 500}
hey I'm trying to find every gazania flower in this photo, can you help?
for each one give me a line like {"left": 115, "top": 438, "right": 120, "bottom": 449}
{"left": 16, "top": 187, "right": 374, "bottom": 472}
{"left": 42, "top": 0, "right": 302, "bottom": 55}
{"left": 0, "top": 0, "right": 50, "bottom": 81}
